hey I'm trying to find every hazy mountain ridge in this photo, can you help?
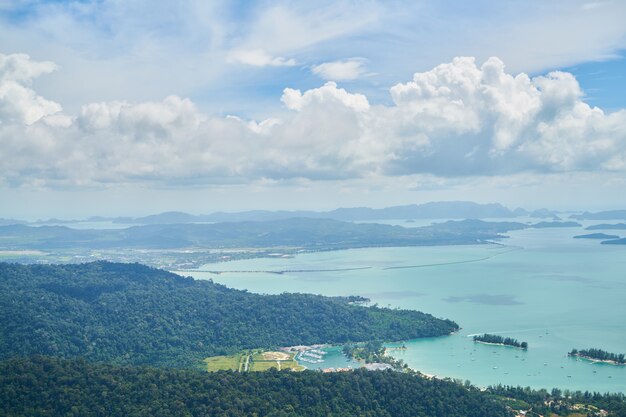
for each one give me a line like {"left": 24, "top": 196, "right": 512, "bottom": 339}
{"left": 11, "top": 202, "right": 626, "bottom": 227}
{"left": 116, "top": 201, "right": 528, "bottom": 224}
{"left": 7, "top": 201, "right": 532, "bottom": 226}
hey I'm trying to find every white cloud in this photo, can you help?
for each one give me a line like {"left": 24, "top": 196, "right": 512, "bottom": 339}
{"left": 384, "top": 56, "right": 626, "bottom": 176}
{"left": 0, "top": 53, "right": 62, "bottom": 124}
{"left": 1, "top": 0, "right": 625, "bottom": 117}
{"left": 1, "top": 52, "right": 626, "bottom": 188}
{"left": 312, "top": 58, "right": 368, "bottom": 81}
{"left": 227, "top": 48, "right": 296, "bottom": 67}
{"left": 281, "top": 82, "right": 369, "bottom": 112}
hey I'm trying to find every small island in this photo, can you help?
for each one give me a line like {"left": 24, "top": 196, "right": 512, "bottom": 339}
{"left": 532, "top": 221, "right": 581, "bottom": 228}
{"left": 473, "top": 334, "right": 528, "bottom": 349}
{"left": 601, "top": 238, "right": 626, "bottom": 245}
{"left": 573, "top": 233, "right": 619, "bottom": 240}
{"left": 569, "top": 348, "right": 626, "bottom": 365}
{"left": 586, "top": 223, "right": 626, "bottom": 230}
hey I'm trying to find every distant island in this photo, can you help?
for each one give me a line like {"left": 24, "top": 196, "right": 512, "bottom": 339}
{"left": 573, "top": 233, "right": 620, "bottom": 240}
{"left": 601, "top": 238, "right": 626, "bottom": 245}
{"left": 529, "top": 208, "right": 560, "bottom": 218}
{"left": 586, "top": 223, "right": 626, "bottom": 230}
{"left": 0, "top": 217, "right": 595, "bottom": 269}
{"left": 531, "top": 221, "right": 581, "bottom": 228}
{"left": 473, "top": 334, "right": 528, "bottom": 349}
{"left": 569, "top": 348, "right": 626, "bottom": 365}
{"left": 0, "top": 218, "right": 525, "bottom": 252}
{"left": 570, "top": 210, "right": 626, "bottom": 220}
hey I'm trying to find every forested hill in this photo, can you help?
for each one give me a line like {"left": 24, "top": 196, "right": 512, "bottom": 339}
{"left": 0, "top": 262, "right": 458, "bottom": 367}
{"left": 0, "top": 356, "right": 511, "bottom": 417}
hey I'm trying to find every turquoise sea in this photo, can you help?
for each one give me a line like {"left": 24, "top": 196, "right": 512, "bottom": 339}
{"left": 178, "top": 221, "right": 626, "bottom": 393}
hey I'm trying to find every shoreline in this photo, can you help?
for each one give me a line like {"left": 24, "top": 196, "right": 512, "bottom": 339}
{"left": 570, "top": 354, "right": 626, "bottom": 366}
{"left": 474, "top": 340, "right": 527, "bottom": 350}
{"left": 174, "top": 241, "right": 513, "bottom": 273}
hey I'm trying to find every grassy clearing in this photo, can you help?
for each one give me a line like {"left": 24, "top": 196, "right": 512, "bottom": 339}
{"left": 251, "top": 351, "right": 290, "bottom": 362}
{"left": 250, "top": 359, "right": 303, "bottom": 371}
{"left": 204, "top": 353, "right": 244, "bottom": 371}
{"left": 250, "top": 351, "right": 304, "bottom": 372}
{"left": 249, "top": 360, "right": 281, "bottom": 371}
{"left": 204, "top": 350, "right": 304, "bottom": 372}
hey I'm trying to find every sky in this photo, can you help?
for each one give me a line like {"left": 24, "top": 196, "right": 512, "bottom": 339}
{"left": 1, "top": 0, "right": 626, "bottom": 219}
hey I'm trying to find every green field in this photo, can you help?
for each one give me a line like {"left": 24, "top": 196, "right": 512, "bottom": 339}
{"left": 203, "top": 353, "right": 245, "bottom": 371}
{"left": 205, "top": 350, "right": 304, "bottom": 372}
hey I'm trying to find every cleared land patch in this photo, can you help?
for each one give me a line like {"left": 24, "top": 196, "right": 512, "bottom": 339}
{"left": 259, "top": 351, "right": 290, "bottom": 361}
{"left": 205, "top": 350, "right": 304, "bottom": 372}
{"left": 204, "top": 353, "right": 244, "bottom": 371}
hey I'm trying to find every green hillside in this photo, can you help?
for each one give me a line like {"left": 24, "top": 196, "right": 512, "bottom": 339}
{"left": 0, "top": 356, "right": 511, "bottom": 417}
{"left": 0, "top": 262, "right": 457, "bottom": 367}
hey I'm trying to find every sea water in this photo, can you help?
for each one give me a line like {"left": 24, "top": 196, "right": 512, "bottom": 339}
{"left": 178, "top": 221, "right": 626, "bottom": 393}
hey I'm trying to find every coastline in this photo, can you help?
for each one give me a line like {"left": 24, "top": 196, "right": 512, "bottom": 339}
{"left": 474, "top": 340, "right": 527, "bottom": 349}
{"left": 570, "top": 354, "right": 626, "bottom": 366}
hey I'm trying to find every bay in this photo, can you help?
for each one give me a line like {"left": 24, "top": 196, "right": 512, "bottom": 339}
{"left": 177, "top": 222, "right": 626, "bottom": 393}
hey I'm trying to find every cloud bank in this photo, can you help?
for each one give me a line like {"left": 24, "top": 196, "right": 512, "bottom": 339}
{"left": 1, "top": 53, "right": 625, "bottom": 188}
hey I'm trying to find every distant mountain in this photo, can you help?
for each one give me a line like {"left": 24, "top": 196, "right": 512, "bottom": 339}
{"left": 122, "top": 211, "right": 207, "bottom": 225}
{"left": 529, "top": 208, "right": 560, "bottom": 218}
{"left": 327, "top": 201, "right": 521, "bottom": 221}
{"left": 112, "top": 201, "right": 526, "bottom": 225}
{"left": 0, "top": 224, "right": 104, "bottom": 248}
{"left": 570, "top": 210, "right": 626, "bottom": 220}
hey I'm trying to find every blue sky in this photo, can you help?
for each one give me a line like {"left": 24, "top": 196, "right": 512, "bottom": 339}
{"left": 563, "top": 54, "right": 626, "bottom": 112}
{"left": 1, "top": 0, "right": 626, "bottom": 219}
